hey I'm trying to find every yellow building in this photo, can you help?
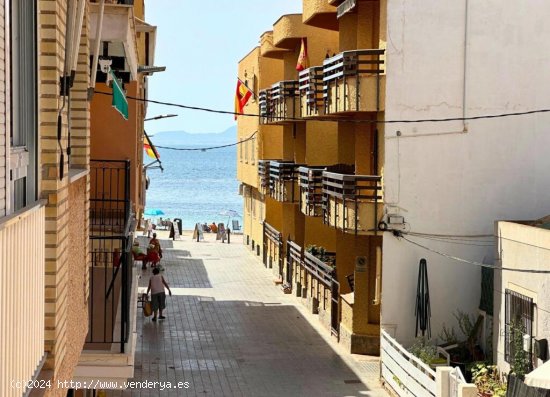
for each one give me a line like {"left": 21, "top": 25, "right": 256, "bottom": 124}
{"left": 237, "top": 0, "right": 386, "bottom": 354}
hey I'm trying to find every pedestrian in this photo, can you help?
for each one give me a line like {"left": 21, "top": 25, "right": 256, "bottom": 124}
{"left": 146, "top": 267, "right": 172, "bottom": 321}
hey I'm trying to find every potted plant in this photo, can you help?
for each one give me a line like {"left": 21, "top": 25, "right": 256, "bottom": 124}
{"left": 471, "top": 363, "right": 507, "bottom": 397}
{"left": 409, "top": 338, "right": 448, "bottom": 368}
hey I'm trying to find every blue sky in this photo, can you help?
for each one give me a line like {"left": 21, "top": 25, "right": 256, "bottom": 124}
{"left": 145, "top": 1, "right": 302, "bottom": 134}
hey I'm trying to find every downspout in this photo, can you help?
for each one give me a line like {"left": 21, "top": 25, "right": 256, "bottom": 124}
{"left": 462, "top": 0, "right": 469, "bottom": 133}
{"left": 88, "top": 0, "right": 105, "bottom": 100}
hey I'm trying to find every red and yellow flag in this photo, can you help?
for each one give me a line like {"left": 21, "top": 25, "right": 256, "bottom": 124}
{"left": 143, "top": 133, "right": 160, "bottom": 160}
{"left": 234, "top": 78, "right": 253, "bottom": 120}
{"left": 296, "top": 38, "right": 309, "bottom": 72}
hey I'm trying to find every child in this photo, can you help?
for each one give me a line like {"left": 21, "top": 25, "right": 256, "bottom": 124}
{"left": 146, "top": 268, "right": 172, "bottom": 321}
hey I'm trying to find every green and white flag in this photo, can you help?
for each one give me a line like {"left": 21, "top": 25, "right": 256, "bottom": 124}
{"left": 109, "top": 69, "right": 128, "bottom": 120}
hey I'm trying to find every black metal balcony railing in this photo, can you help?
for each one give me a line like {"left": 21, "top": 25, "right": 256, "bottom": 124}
{"left": 258, "top": 160, "right": 271, "bottom": 194}
{"left": 90, "top": 160, "right": 131, "bottom": 235}
{"left": 287, "top": 240, "right": 303, "bottom": 288}
{"left": 322, "top": 171, "right": 382, "bottom": 234}
{"left": 323, "top": 49, "right": 385, "bottom": 113}
{"left": 263, "top": 222, "right": 283, "bottom": 277}
{"left": 299, "top": 66, "right": 324, "bottom": 116}
{"left": 269, "top": 161, "right": 303, "bottom": 202}
{"left": 259, "top": 89, "right": 271, "bottom": 124}
{"left": 299, "top": 166, "right": 325, "bottom": 217}
{"left": 259, "top": 81, "right": 299, "bottom": 124}
{"left": 88, "top": 159, "right": 133, "bottom": 354}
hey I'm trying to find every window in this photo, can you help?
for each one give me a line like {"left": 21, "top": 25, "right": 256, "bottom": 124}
{"left": 251, "top": 137, "right": 255, "bottom": 164}
{"left": 9, "top": 0, "right": 38, "bottom": 212}
{"left": 504, "top": 289, "right": 534, "bottom": 364}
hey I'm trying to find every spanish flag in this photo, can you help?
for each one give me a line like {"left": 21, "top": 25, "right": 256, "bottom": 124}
{"left": 234, "top": 78, "right": 253, "bottom": 120}
{"left": 143, "top": 132, "right": 160, "bottom": 160}
{"left": 296, "top": 38, "right": 309, "bottom": 72}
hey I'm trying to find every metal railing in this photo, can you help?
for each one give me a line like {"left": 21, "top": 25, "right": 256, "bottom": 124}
{"left": 259, "top": 89, "right": 271, "bottom": 124}
{"left": 269, "top": 161, "right": 302, "bottom": 202}
{"left": 90, "top": 160, "right": 131, "bottom": 236}
{"left": 258, "top": 160, "right": 271, "bottom": 194}
{"left": 323, "top": 49, "right": 385, "bottom": 113}
{"left": 322, "top": 171, "right": 382, "bottom": 234}
{"left": 299, "top": 66, "right": 324, "bottom": 116}
{"left": 263, "top": 222, "right": 283, "bottom": 276}
{"left": 299, "top": 166, "right": 325, "bottom": 216}
{"left": 88, "top": 159, "right": 133, "bottom": 354}
{"left": 259, "top": 81, "right": 300, "bottom": 123}
{"left": 287, "top": 239, "right": 303, "bottom": 288}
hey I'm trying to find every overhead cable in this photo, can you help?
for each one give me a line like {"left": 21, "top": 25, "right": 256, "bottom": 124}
{"left": 154, "top": 131, "right": 257, "bottom": 152}
{"left": 398, "top": 234, "right": 550, "bottom": 274}
{"left": 94, "top": 90, "right": 550, "bottom": 125}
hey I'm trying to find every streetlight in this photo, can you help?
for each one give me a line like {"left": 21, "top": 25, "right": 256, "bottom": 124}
{"left": 144, "top": 114, "right": 178, "bottom": 121}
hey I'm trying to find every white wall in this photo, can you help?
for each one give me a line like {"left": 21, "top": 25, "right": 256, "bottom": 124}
{"left": 382, "top": 0, "right": 550, "bottom": 344}
{"left": 494, "top": 221, "right": 550, "bottom": 372}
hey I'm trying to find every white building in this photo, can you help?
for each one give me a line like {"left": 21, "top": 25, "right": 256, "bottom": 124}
{"left": 381, "top": 0, "right": 550, "bottom": 346}
{"left": 494, "top": 219, "right": 550, "bottom": 373}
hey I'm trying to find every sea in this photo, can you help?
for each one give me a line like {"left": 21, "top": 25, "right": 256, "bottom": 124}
{"left": 144, "top": 146, "right": 242, "bottom": 230}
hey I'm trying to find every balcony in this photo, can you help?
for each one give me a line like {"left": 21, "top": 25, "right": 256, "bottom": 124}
{"left": 299, "top": 67, "right": 325, "bottom": 118}
{"left": 323, "top": 171, "right": 383, "bottom": 235}
{"left": 258, "top": 160, "right": 271, "bottom": 195}
{"left": 303, "top": 251, "right": 340, "bottom": 336}
{"left": 74, "top": 160, "right": 138, "bottom": 387}
{"left": 90, "top": 160, "right": 131, "bottom": 235}
{"left": 0, "top": 202, "right": 45, "bottom": 397}
{"left": 273, "top": 14, "right": 308, "bottom": 49}
{"left": 90, "top": 1, "right": 138, "bottom": 81}
{"left": 263, "top": 222, "right": 283, "bottom": 274}
{"left": 323, "top": 49, "right": 385, "bottom": 115}
{"left": 260, "top": 31, "right": 289, "bottom": 59}
{"left": 299, "top": 166, "right": 325, "bottom": 217}
{"left": 259, "top": 81, "right": 300, "bottom": 124}
{"left": 269, "top": 161, "right": 303, "bottom": 203}
{"left": 302, "top": 0, "right": 338, "bottom": 30}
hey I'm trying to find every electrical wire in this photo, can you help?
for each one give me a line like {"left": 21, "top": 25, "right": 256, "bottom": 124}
{"left": 406, "top": 233, "right": 494, "bottom": 247}
{"left": 398, "top": 234, "right": 550, "bottom": 274}
{"left": 153, "top": 131, "right": 257, "bottom": 152}
{"left": 94, "top": 90, "right": 550, "bottom": 125}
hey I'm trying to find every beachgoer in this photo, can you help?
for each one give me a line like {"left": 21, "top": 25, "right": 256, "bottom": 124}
{"left": 210, "top": 222, "right": 218, "bottom": 233}
{"left": 146, "top": 267, "right": 172, "bottom": 321}
{"left": 202, "top": 223, "right": 211, "bottom": 233}
{"left": 146, "top": 220, "right": 153, "bottom": 238}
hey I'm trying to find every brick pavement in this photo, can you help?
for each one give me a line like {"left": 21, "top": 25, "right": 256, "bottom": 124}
{"left": 107, "top": 232, "right": 389, "bottom": 397}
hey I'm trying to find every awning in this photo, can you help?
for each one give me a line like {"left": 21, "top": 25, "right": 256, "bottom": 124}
{"left": 90, "top": 3, "right": 138, "bottom": 79}
{"left": 525, "top": 360, "right": 550, "bottom": 389}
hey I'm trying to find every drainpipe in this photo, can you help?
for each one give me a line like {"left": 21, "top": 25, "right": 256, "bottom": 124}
{"left": 462, "top": 0, "right": 469, "bottom": 133}
{"left": 89, "top": 0, "right": 105, "bottom": 100}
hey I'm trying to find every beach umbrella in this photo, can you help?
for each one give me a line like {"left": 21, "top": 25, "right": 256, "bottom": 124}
{"left": 415, "top": 258, "right": 431, "bottom": 338}
{"left": 144, "top": 208, "right": 165, "bottom": 216}
{"left": 218, "top": 209, "right": 241, "bottom": 218}
{"left": 218, "top": 209, "right": 241, "bottom": 229}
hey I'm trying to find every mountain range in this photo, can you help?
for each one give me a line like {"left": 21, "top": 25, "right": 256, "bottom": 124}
{"left": 149, "top": 125, "right": 236, "bottom": 147}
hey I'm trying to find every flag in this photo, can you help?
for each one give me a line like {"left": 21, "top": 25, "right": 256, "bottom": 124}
{"left": 110, "top": 69, "right": 129, "bottom": 120}
{"left": 143, "top": 132, "right": 160, "bottom": 160}
{"left": 234, "top": 78, "right": 253, "bottom": 120}
{"left": 296, "top": 38, "right": 309, "bottom": 72}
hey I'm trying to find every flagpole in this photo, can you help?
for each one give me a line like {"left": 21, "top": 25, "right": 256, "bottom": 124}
{"left": 237, "top": 77, "right": 256, "bottom": 100}
{"left": 144, "top": 130, "right": 162, "bottom": 163}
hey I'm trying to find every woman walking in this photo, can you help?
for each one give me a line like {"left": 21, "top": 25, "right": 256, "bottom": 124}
{"left": 146, "top": 267, "right": 172, "bottom": 321}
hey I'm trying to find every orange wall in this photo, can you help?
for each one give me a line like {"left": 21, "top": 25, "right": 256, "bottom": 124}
{"left": 90, "top": 81, "right": 144, "bottom": 215}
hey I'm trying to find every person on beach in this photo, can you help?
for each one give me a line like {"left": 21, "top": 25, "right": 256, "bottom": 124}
{"left": 146, "top": 267, "right": 172, "bottom": 321}
{"left": 210, "top": 222, "right": 218, "bottom": 233}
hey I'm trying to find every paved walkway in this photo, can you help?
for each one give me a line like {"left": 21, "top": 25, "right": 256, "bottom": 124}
{"left": 108, "top": 232, "right": 389, "bottom": 397}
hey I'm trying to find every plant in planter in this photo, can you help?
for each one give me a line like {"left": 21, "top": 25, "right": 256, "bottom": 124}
{"left": 510, "top": 321, "right": 529, "bottom": 380}
{"left": 409, "top": 337, "right": 447, "bottom": 367}
{"left": 471, "top": 363, "right": 507, "bottom": 397}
